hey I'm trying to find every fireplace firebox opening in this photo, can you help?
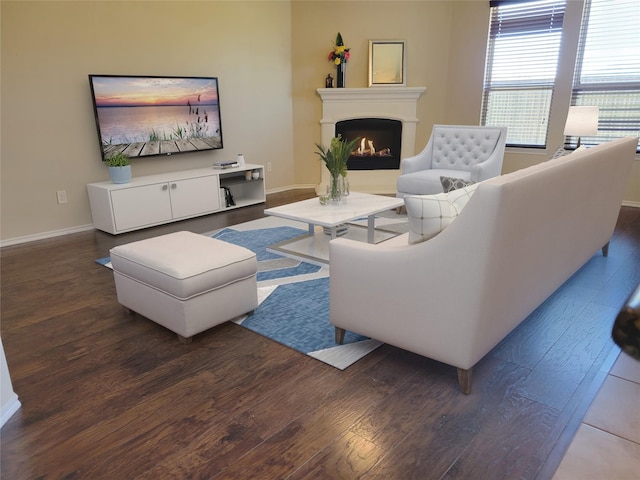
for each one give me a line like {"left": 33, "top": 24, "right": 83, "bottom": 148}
{"left": 335, "top": 118, "right": 402, "bottom": 170}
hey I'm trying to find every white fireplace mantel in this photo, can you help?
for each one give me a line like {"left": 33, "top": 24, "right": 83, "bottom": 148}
{"left": 317, "top": 87, "right": 426, "bottom": 107}
{"left": 317, "top": 87, "right": 426, "bottom": 194}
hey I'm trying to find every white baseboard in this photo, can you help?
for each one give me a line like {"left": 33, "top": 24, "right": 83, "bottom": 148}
{"left": 0, "top": 224, "right": 95, "bottom": 248}
{"left": 0, "top": 394, "right": 21, "bottom": 428}
{"left": 622, "top": 201, "right": 640, "bottom": 208}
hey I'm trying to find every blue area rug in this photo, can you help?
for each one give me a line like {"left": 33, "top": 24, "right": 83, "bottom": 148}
{"left": 237, "top": 277, "right": 382, "bottom": 370}
{"left": 96, "top": 257, "right": 111, "bottom": 267}
{"left": 211, "top": 226, "right": 303, "bottom": 261}
{"left": 211, "top": 226, "right": 321, "bottom": 281}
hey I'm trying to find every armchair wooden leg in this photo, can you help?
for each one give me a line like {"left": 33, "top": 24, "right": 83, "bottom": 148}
{"left": 457, "top": 368, "right": 472, "bottom": 395}
{"left": 602, "top": 242, "right": 609, "bottom": 257}
{"left": 335, "top": 327, "right": 346, "bottom": 345}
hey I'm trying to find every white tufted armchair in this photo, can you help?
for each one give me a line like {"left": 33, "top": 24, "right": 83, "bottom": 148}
{"left": 396, "top": 125, "right": 507, "bottom": 198}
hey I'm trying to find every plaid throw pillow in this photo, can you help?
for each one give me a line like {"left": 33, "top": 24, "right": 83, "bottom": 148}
{"left": 405, "top": 183, "right": 479, "bottom": 244}
{"left": 440, "top": 176, "right": 476, "bottom": 193}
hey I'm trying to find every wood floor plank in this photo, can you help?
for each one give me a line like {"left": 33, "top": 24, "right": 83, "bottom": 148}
{"left": 591, "top": 254, "right": 640, "bottom": 308}
{"left": 347, "top": 355, "right": 531, "bottom": 479}
{"left": 136, "top": 359, "right": 332, "bottom": 478}
{"left": 210, "top": 355, "right": 417, "bottom": 479}
{"left": 287, "top": 429, "right": 387, "bottom": 479}
{"left": 490, "top": 283, "right": 599, "bottom": 369}
{"left": 516, "top": 303, "right": 618, "bottom": 410}
{"left": 441, "top": 395, "right": 560, "bottom": 480}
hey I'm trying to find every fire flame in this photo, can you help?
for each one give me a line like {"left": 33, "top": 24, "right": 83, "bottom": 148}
{"left": 357, "top": 138, "right": 376, "bottom": 155}
{"left": 352, "top": 138, "right": 391, "bottom": 157}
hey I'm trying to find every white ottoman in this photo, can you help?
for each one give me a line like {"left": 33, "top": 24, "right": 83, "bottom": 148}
{"left": 109, "top": 231, "right": 258, "bottom": 344}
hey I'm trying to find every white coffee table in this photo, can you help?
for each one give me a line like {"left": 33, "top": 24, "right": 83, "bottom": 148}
{"left": 264, "top": 192, "right": 404, "bottom": 265}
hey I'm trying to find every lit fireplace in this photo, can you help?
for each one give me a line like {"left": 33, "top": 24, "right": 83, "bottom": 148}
{"left": 317, "top": 87, "right": 426, "bottom": 193}
{"left": 336, "top": 118, "right": 402, "bottom": 170}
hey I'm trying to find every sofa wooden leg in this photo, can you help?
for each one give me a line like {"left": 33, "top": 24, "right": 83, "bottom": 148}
{"left": 602, "top": 242, "right": 609, "bottom": 257}
{"left": 335, "top": 327, "right": 346, "bottom": 345}
{"left": 177, "top": 334, "right": 192, "bottom": 345}
{"left": 457, "top": 368, "right": 472, "bottom": 395}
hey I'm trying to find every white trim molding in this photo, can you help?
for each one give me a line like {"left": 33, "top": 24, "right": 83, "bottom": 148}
{"left": 1, "top": 338, "right": 21, "bottom": 428}
{"left": 1, "top": 224, "right": 95, "bottom": 248}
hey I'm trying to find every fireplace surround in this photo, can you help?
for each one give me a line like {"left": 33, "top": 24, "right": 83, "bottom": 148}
{"left": 317, "top": 87, "right": 426, "bottom": 194}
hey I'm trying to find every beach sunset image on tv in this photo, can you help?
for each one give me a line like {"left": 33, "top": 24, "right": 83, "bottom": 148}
{"left": 89, "top": 75, "right": 223, "bottom": 160}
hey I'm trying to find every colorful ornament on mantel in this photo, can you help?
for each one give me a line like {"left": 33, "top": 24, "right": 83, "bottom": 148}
{"left": 328, "top": 32, "right": 350, "bottom": 88}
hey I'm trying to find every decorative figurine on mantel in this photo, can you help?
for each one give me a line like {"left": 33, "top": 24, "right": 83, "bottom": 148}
{"left": 325, "top": 73, "right": 334, "bottom": 88}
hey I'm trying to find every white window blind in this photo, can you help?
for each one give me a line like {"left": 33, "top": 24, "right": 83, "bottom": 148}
{"left": 567, "top": 0, "right": 640, "bottom": 151}
{"left": 481, "top": 0, "right": 566, "bottom": 148}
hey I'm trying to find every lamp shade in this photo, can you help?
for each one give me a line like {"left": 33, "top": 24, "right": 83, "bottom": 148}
{"left": 564, "top": 106, "right": 599, "bottom": 136}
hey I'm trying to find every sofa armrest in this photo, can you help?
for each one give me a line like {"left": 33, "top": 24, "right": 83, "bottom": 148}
{"left": 329, "top": 238, "right": 419, "bottom": 339}
{"left": 328, "top": 233, "right": 487, "bottom": 371}
{"left": 400, "top": 152, "right": 431, "bottom": 175}
{"left": 469, "top": 148, "right": 504, "bottom": 182}
{"left": 400, "top": 137, "right": 434, "bottom": 175}
{"left": 469, "top": 127, "right": 506, "bottom": 181}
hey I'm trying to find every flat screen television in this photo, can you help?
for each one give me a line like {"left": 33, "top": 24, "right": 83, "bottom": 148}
{"left": 88, "top": 74, "right": 223, "bottom": 161}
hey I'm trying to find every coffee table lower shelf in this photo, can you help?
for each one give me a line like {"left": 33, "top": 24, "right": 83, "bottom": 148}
{"left": 266, "top": 224, "right": 399, "bottom": 266}
{"left": 264, "top": 192, "right": 405, "bottom": 266}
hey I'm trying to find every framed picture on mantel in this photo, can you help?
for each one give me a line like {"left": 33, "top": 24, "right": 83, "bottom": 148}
{"left": 368, "top": 40, "right": 406, "bottom": 87}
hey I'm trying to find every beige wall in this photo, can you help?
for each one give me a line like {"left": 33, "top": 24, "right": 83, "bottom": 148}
{"left": 291, "top": 1, "right": 471, "bottom": 187}
{"left": 1, "top": 0, "right": 294, "bottom": 241}
{"left": 2, "top": 0, "right": 638, "bottom": 243}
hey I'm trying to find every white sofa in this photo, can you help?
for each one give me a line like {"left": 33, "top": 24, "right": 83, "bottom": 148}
{"left": 330, "top": 136, "right": 638, "bottom": 393}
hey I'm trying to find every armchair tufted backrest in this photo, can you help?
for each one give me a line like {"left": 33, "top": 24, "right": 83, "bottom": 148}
{"left": 430, "top": 125, "right": 505, "bottom": 171}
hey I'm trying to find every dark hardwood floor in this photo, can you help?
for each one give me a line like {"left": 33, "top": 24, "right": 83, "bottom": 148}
{"left": 1, "top": 190, "right": 639, "bottom": 479}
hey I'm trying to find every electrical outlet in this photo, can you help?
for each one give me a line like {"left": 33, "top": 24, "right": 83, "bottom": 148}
{"left": 56, "top": 190, "right": 67, "bottom": 204}
{"left": 267, "top": 162, "right": 272, "bottom": 172}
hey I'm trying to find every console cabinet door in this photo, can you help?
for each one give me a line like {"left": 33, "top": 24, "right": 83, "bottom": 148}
{"left": 110, "top": 183, "right": 172, "bottom": 232}
{"left": 169, "top": 175, "right": 221, "bottom": 219}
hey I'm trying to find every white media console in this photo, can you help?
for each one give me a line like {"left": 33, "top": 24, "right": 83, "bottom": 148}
{"left": 87, "top": 164, "right": 265, "bottom": 234}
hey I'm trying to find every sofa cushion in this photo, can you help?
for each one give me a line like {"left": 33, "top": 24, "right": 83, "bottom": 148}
{"left": 397, "top": 169, "right": 472, "bottom": 197}
{"left": 405, "top": 183, "right": 479, "bottom": 244}
{"left": 440, "top": 176, "right": 476, "bottom": 192}
{"left": 110, "top": 231, "right": 257, "bottom": 300}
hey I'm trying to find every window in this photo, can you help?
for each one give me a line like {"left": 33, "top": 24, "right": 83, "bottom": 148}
{"left": 567, "top": 0, "right": 640, "bottom": 151}
{"left": 481, "top": 0, "right": 566, "bottom": 148}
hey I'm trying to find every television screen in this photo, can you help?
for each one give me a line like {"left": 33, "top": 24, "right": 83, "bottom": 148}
{"left": 88, "top": 74, "right": 223, "bottom": 161}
